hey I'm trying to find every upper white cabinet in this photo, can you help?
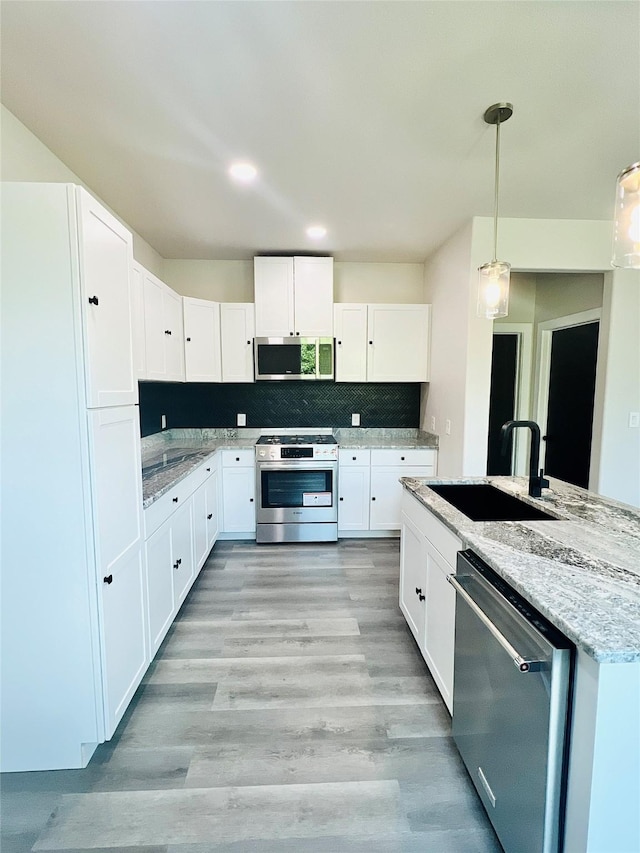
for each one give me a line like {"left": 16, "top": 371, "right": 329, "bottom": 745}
{"left": 334, "top": 303, "right": 431, "bottom": 383}
{"left": 183, "top": 297, "right": 222, "bottom": 382}
{"left": 220, "top": 303, "right": 255, "bottom": 382}
{"left": 143, "top": 271, "right": 185, "bottom": 382}
{"left": 254, "top": 256, "right": 334, "bottom": 337}
{"left": 77, "top": 189, "right": 137, "bottom": 408}
{"left": 130, "top": 262, "right": 147, "bottom": 381}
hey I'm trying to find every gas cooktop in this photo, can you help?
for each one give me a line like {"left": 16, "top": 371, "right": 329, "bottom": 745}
{"left": 256, "top": 434, "right": 338, "bottom": 446}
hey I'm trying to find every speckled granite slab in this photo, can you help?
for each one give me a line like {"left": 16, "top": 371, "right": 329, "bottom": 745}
{"left": 336, "top": 428, "right": 438, "bottom": 449}
{"left": 401, "top": 475, "right": 640, "bottom": 663}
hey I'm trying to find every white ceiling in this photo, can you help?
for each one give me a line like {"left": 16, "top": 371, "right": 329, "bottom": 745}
{"left": 1, "top": 1, "right": 639, "bottom": 262}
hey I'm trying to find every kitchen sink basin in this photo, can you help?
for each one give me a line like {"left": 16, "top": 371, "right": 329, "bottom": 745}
{"left": 428, "top": 483, "right": 557, "bottom": 522}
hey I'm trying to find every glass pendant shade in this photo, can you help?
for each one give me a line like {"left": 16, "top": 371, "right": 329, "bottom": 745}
{"left": 612, "top": 162, "right": 640, "bottom": 269}
{"left": 478, "top": 260, "right": 510, "bottom": 319}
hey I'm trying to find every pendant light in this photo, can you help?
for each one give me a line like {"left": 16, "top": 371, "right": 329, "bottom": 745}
{"left": 477, "top": 102, "right": 513, "bottom": 319}
{"left": 612, "top": 162, "right": 640, "bottom": 269}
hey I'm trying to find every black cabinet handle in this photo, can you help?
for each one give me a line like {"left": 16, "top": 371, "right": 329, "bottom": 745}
{"left": 207, "top": 513, "right": 213, "bottom": 520}
{"left": 206, "top": 467, "right": 211, "bottom": 472}
{"left": 296, "top": 332, "right": 300, "bottom": 336}
{"left": 416, "top": 587, "right": 422, "bottom": 595}
{"left": 337, "top": 340, "right": 342, "bottom": 345}
{"left": 235, "top": 457, "right": 240, "bottom": 461}
{"left": 88, "top": 295, "right": 99, "bottom": 306}
{"left": 103, "top": 574, "right": 113, "bottom": 584}
{"left": 371, "top": 496, "right": 376, "bottom": 501}
{"left": 289, "top": 332, "right": 294, "bottom": 336}
{"left": 419, "top": 593, "right": 425, "bottom": 602}
{"left": 339, "top": 497, "right": 344, "bottom": 501}
{"left": 352, "top": 456, "right": 356, "bottom": 461}
{"left": 250, "top": 497, "right": 254, "bottom": 502}
{"left": 401, "top": 456, "right": 405, "bottom": 461}
{"left": 172, "top": 496, "right": 179, "bottom": 503}
{"left": 164, "top": 329, "right": 172, "bottom": 335}
{"left": 186, "top": 337, "right": 191, "bottom": 342}
{"left": 173, "top": 558, "right": 182, "bottom": 569}
{"left": 369, "top": 340, "right": 373, "bottom": 345}
{"left": 247, "top": 340, "right": 251, "bottom": 345}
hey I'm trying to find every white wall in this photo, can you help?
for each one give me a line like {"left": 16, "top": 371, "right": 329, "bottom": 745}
{"left": 161, "top": 259, "right": 254, "bottom": 302}
{"left": 534, "top": 273, "right": 604, "bottom": 325}
{"left": 0, "top": 105, "right": 163, "bottom": 276}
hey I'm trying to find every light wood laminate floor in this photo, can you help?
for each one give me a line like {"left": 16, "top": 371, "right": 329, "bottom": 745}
{"left": 1, "top": 539, "right": 502, "bottom": 852}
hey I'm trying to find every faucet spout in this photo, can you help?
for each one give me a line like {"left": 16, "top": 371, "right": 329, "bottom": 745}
{"left": 500, "top": 420, "right": 550, "bottom": 498}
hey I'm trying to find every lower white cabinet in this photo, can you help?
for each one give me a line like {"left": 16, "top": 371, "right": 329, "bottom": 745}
{"left": 399, "top": 489, "right": 461, "bottom": 714}
{"left": 145, "top": 520, "right": 174, "bottom": 657}
{"left": 205, "top": 470, "right": 220, "bottom": 549}
{"left": 221, "top": 450, "right": 256, "bottom": 533}
{"left": 338, "top": 448, "right": 437, "bottom": 533}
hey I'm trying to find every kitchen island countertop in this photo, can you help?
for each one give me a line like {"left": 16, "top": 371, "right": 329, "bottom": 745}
{"left": 401, "top": 475, "right": 640, "bottom": 663}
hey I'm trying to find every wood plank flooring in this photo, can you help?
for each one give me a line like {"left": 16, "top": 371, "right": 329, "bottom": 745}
{"left": 1, "top": 539, "right": 502, "bottom": 852}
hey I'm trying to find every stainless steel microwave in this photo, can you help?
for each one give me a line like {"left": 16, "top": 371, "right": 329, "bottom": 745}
{"left": 254, "top": 337, "right": 334, "bottom": 381}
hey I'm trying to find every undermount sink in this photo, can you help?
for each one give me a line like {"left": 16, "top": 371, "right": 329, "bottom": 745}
{"left": 428, "top": 483, "right": 557, "bottom": 522}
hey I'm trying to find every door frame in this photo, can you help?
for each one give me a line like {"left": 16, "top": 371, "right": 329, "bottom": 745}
{"left": 534, "top": 308, "right": 601, "bottom": 474}
{"left": 492, "top": 324, "right": 534, "bottom": 476}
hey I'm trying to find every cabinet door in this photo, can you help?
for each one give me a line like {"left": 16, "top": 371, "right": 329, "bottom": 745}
{"left": 192, "top": 479, "right": 209, "bottom": 571}
{"left": 338, "top": 466, "right": 371, "bottom": 530}
{"left": 424, "top": 544, "right": 456, "bottom": 714}
{"left": 99, "top": 544, "right": 147, "bottom": 737}
{"left": 76, "top": 188, "right": 136, "bottom": 408}
{"left": 88, "top": 406, "right": 143, "bottom": 580}
{"left": 222, "top": 467, "right": 256, "bottom": 532}
{"left": 370, "top": 467, "right": 434, "bottom": 530}
{"left": 399, "top": 514, "right": 427, "bottom": 647}
{"left": 184, "top": 298, "right": 221, "bottom": 382}
{"left": 367, "top": 304, "right": 430, "bottom": 382}
{"left": 254, "top": 257, "right": 295, "bottom": 336}
{"left": 171, "top": 499, "right": 195, "bottom": 607}
{"left": 145, "top": 520, "right": 174, "bottom": 657}
{"left": 143, "top": 271, "right": 166, "bottom": 380}
{"left": 205, "top": 470, "right": 220, "bottom": 549}
{"left": 334, "top": 304, "right": 367, "bottom": 382}
{"left": 130, "top": 262, "right": 147, "bottom": 380}
{"left": 163, "top": 286, "right": 185, "bottom": 382}
{"left": 220, "top": 303, "right": 255, "bottom": 382}
{"left": 293, "top": 257, "right": 334, "bottom": 337}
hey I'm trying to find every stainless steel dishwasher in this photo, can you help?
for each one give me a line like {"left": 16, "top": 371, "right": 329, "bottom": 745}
{"left": 449, "top": 550, "right": 574, "bottom": 853}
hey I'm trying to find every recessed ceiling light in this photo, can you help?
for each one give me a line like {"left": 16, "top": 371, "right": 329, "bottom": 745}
{"left": 228, "top": 162, "right": 257, "bottom": 183}
{"left": 306, "top": 225, "right": 327, "bottom": 239}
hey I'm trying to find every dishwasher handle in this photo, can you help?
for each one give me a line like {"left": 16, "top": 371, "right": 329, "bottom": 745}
{"left": 447, "top": 574, "right": 542, "bottom": 673}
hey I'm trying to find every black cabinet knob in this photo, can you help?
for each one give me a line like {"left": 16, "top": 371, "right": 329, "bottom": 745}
{"left": 172, "top": 496, "right": 179, "bottom": 503}
{"left": 369, "top": 340, "right": 373, "bottom": 345}
{"left": 352, "top": 456, "right": 356, "bottom": 461}
{"left": 247, "top": 340, "right": 251, "bottom": 345}
{"left": 416, "top": 587, "right": 422, "bottom": 595}
{"left": 103, "top": 574, "right": 113, "bottom": 584}
{"left": 206, "top": 467, "right": 211, "bottom": 472}
{"left": 419, "top": 593, "right": 425, "bottom": 602}
{"left": 371, "top": 496, "right": 376, "bottom": 501}
{"left": 337, "top": 340, "right": 342, "bottom": 345}
{"left": 339, "top": 497, "right": 344, "bottom": 501}
{"left": 289, "top": 332, "right": 294, "bottom": 336}
{"left": 173, "top": 558, "right": 182, "bottom": 569}
{"left": 186, "top": 337, "right": 191, "bottom": 342}
{"left": 164, "top": 329, "right": 172, "bottom": 335}
{"left": 296, "top": 332, "right": 300, "bottom": 336}
{"left": 401, "top": 456, "right": 405, "bottom": 461}
{"left": 207, "top": 513, "right": 213, "bottom": 520}
{"left": 250, "top": 497, "right": 254, "bottom": 502}
{"left": 88, "top": 295, "right": 99, "bottom": 306}
{"left": 235, "top": 457, "right": 240, "bottom": 461}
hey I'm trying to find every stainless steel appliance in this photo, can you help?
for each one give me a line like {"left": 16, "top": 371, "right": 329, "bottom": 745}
{"left": 449, "top": 550, "right": 573, "bottom": 853}
{"left": 254, "top": 337, "right": 334, "bottom": 381}
{"left": 255, "top": 434, "right": 338, "bottom": 543}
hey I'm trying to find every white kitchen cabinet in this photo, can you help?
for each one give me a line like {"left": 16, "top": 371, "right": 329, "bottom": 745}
{"left": 1, "top": 183, "right": 144, "bottom": 771}
{"left": 145, "top": 520, "right": 174, "bottom": 657}
{"left": 130, "top": 262, "right": 147, "bottom": 380}
{"left": 171, "top": 499, "right": 195, "bottom": 607}
{"left": 338, "top": 449, "right": 371, "bottom": 531}
{"left": 220, "top": 303, "right": 255, "bottom": 382}
{"left": 399, "top": 489, "right": 461, "bottom": 714}
{"left": 221, "top": 450, "right": 256, "bottom": 534}
{"left": 193, "top": 460, "right": 219, "bottom": 569}
{"left": 254, "top": 256, "right": 334, "bottom": 337}
{"left": 205, "top": 469, "right": 220, "bottom": 550}
{"left": 369, "top": 449, "right": 437, "bottom": 531}
{"left": 183, "top": 297, "right": 221, "bottom": 383}
{"left": 143, "top": 271, "right": 185, "bottom": 382}
{"left": 334, "top": 303, "right": 431, "bottom": 383}
{"left": 334, "top": 303, "right": 368, "bottom": 382}
{"left": 77, "top": 190, "right": 137, "bottom": 408}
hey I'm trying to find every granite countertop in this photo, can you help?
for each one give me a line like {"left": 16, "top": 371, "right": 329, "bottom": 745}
{"left": 401, "top": 475, "right": 640, "bottom": 664}
{"left": 335, "top": 428, "right": 438, "bottom": 449}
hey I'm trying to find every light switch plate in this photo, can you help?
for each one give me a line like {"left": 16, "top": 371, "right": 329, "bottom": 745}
{"left": 351, "top": 413, "right": 360, "bottom": 426}
{"left": 161, "top": 414, "right": 167, "bottom": 430}
{"left": 237, "top": 413, "right": 247, "bottom": 427}
{"left": 629, "top": 412, "right": 640, "bottom": 428}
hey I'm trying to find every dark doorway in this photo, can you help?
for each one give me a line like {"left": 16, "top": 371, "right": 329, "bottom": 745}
{"left": 543, "top": 322, "right": 599, "bottom": 488}
{"left": 487, "top": 334, "right": 518, "bottom": 475}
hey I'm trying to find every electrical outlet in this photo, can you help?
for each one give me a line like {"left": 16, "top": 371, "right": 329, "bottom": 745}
{"left": 445, "top": 418, "right": 451, "bottom": 436}
{"left": 351, "top": 413, "right": 360, "bottom": 426}
{"left": 161, "top": 414, "right": 167, "bottom": 430}
{"left": 237, "top": 413, "right": 247, "bottom": 427}
{"left": 430, "top": 416, "right": 436, "bottom": 432}
{"left": 629, "top": 412, "right": 640, "bottom": 428}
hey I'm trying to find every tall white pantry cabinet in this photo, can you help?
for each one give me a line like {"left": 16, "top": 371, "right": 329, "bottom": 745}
{"left": 0, "top": 183, "right": 147, "bottom": 772}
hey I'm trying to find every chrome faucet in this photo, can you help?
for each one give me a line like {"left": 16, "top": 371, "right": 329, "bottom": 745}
{"left": 500, "top": 420, "right": 550, "bottom": 498}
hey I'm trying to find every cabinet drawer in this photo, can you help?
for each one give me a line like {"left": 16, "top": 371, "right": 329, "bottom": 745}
{"left": 401, "top": 489, "right": 461, "bottom": 567}
{"left": 221, "top": 449, "right": 255, "bottom": 468}
{"left": 339, "top": 449, "right": 371, "bottom": 467}
{"left": 371, "top": 448, "right": 437, "bottom": 467}
{"left": 144, "top": 477, "right": 195, "bottom": 539}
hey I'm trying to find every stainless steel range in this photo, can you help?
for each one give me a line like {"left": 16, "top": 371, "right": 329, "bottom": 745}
{"left": 255, "top": 434, "right": 338, "bottom": 543}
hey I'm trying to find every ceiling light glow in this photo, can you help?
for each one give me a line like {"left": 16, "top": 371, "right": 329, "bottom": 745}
{"left": 306, "top": 225, "right": 327, "bottom": 239}
{"left": 228, "top": 162, "right": 257, "bottom": 183}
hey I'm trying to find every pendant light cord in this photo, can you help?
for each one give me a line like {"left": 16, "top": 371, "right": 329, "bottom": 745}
{"left": 493, "top": 117, "right": 501, "bottom": 263}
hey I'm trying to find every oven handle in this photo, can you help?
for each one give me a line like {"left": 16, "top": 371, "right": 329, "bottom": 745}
{"left": 256, "top": 461, "right": 338, "bottom": 471}
{"left": 447, "top": 575, "right": 542, "bottom": 673}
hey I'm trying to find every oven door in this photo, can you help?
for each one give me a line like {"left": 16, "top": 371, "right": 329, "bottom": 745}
{"left": 257, "top": 461, "right": 338, "bottom": 524}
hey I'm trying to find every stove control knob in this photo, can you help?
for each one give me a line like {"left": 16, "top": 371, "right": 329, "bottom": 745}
{"left": 258, "top": 449, "right": 266, "bottom": 457}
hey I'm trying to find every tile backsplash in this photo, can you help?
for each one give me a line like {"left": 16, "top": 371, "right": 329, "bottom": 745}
{"left": 139, "top": 381, "right": 421, "bottom": 437}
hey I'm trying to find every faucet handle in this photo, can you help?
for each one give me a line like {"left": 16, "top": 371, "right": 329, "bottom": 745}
{"left": 539, "top": 469, "right": 550, "bottom": 490}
